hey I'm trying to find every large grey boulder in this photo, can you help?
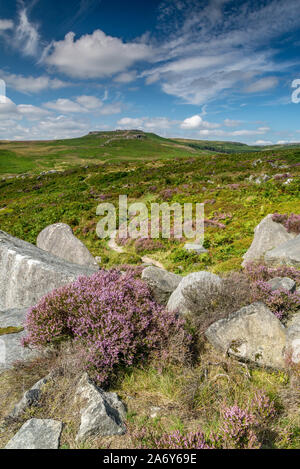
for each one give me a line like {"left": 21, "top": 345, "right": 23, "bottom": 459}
{"left": 9, "top": 375, "right": 51, "bottom": 418}
{"left": 37, "top": 223, "right": 98, "bottom": 268}
{"left": 142, "top": 266, "right": 182, "bottom": 305}
{"left": 265, "top": 235, "right": 300, "bottom": 267}
{"left": 5, "top": 418, "right": 62, "bottom": 449}
{"left": 0, "top": 230, "right": 98, "bottom": 310}
{"left": 205, "top": 302, "right": 287, "bottom": 369}
{"left": 0, "top": 331, "right": 39, "bottom": 373}
{"left": 242, "top": 214, "right": 296, "bottom": 267}
{"left": 266, "top": 277, "right": 296, "bottom": 293}
{"left": 0, "top": 307, "right": 27, "bottom": 328}
{"left": 167, "top": 271, "right": 222, "bottom": 315}
{"left": 74, "top": 373, "right": 126, "bottom": 441}
{"left": 286, "top": 313, "right": 300, "bottom": 365}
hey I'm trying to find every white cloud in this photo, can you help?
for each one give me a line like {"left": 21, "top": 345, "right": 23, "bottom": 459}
{"left": 114, "top": 72, "right": 137, "bottom": 83}
{"left": 17, "top": 104, "right": 52, "bottom": 121}
{"left": 255, "top": 140, "right": 273, "bottom": 145}
{"left": 224, "top": 118, "right": 242, "bottom": 127}
{"left": 44, "top": 96, "right": 121, "bottom": 115}
{"left": 117, "top": 116, "right": 176, "bottom": 132}
{"left": 76, "top": 95, "right": 103, "bottom": 109}
{"left": 117, "top": 117, "right": 144, "bottom": 127}
{"left": 198, "top": 127, "right": 270, "bottom": 138}
{"left": 143, "top": 0, "right": 300, "bottom": 104}
{"left": 0, "top": 70, "right": 68, "bottom": 94}
{"left": 15, "top": 7, "right": 40, "bottom": 57}
{"left": 43, "top": 30, "right": 153, "bottom": 78}
{"left": 44, "top": 98, "right": 84, "bottom": 113}
{"left": 245, "top": 77, "right": 279, "bottom": 93}
{"left": 0, "top": 97, "right": 20, "bottom": 120}
{"left": 180, "top": 114, "right": 220, "bottom": 130}
{"left": 0, "top": 19, "right": 14, "bottom": 31}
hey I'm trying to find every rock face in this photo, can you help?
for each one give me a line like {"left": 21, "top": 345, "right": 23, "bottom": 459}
{"left": 205, "top": 302, "right": 287, "bottom": 369}
{"left": 286, "top": 313, "right": 300, "bottom": 365}
{"left": 0, "top": 230, "right": 98, "bottom": 310}
{"left": 75, "top": 373, "right": 126, "bottom": 441}
{"left": 265, "top": 235, "right": 300, "bottom": 267}
{"left": 5, "top": 418, "right": 62, "bottom": 449}
{"left": 0, "top": 307, "right": 27, "bottom": 328}
{"left": 267, "top": 277, "right": 296, "bottom": 293}
{"left": 141, "top": 266, "right": 182, "bottom": 305}
{"left": 167, "top": 271, "right": 222, "bottom": 315}
{"left": 242, "top": 214, "right": 296, "bottom": 267}
{"left": 0, "top": 331, "right": 39, "bottom": 373}
{"left": 37, "top": 223, "right": 98, "bottom": 268}
{"left": 10, "top": 375, "right": 51, "bottom": 418}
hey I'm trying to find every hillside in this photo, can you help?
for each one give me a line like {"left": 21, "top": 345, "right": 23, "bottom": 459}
{"left": 0, "top": 141, "right": 299, "bottom": 274}
{"left": 1, "top": 130, "right": 300, "bottom": 176}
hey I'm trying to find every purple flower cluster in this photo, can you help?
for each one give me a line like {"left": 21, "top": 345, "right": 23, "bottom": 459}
{"left": 272, "top": 212, "right": 300, "bottom": 234}
{"left": 23, "top": 270, "right": 188, "bottom": 385}
{"left": 245, "top": 263, "right": 300, "bottom": 321}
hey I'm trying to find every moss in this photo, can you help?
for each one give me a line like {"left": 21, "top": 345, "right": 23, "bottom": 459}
{"left": 0, "top": 327, "right": 24, "bottom": 336}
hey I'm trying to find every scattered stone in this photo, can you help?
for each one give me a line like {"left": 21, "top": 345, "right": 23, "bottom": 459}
{"left": 167, "top": 271, "right": 222, "bottom": 315}
{"left": 5, "top": 418, "right": 62, "bottom": 449}
{"left": 74, "top": 373, "right": 126, "bottom": 441}
{"left": 0, "top": 230, "right": 98, "bottom": 310}
{"left": 205, "top": 302, "right": 287, "bottom": 369}
{"left": 242, "top": 214, "right": 296, "bottom": 267}
{"left": 265, "top": 235, "right": 300, "bottom": 267}
{"left": 142, "top": 266, "right": 182, "bottom": 305}
{"left": 267, "top": 277, "right": 296, "bottom": 293}
{"left": 184, "top": 243, "right": 208, "bottom": 254}
{"left": 37, "top": 223, "right": 99, "bottom": 268}
{"left": 254, "top": 174, "right": 270, "bottom": 184}
{"left": 150, "top": 406, "right": 161, "bottom": 418}
{"left": 9, "top": 375, "right": 52, "bottom": 418}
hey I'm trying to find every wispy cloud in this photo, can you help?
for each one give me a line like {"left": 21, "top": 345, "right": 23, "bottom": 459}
{"left": 144, "top": 0, "right": 300, "bottom": 105}
{"left": 14, "top": 2, "right": 40, "bottom": 57}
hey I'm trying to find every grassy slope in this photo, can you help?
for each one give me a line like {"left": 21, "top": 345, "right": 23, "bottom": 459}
{"left": 1, "top": 129, "right": 300, "bottom": 176}
{"left": 0, "top": 143, "right": 299, "bottom": 274}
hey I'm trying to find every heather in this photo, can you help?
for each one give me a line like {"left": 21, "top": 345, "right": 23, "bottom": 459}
{"left": 23, "top": 269, "right": 191, "bottom": 385}
{"left": 240, "top": 262, "right": 300, "bottom": 321}
{"left": 272, "top": 213, "right": 300, "bottom": 234}
{"left": 133, "top": 392, "right": 277, "bottom": 449}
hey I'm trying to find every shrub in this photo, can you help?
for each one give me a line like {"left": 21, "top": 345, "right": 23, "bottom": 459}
{"left": 272, "top": 213, "right": 300, "bottom": 234}
{"left": 23, "top": 270, "right": 190, "bottom": 385}
{"left": 134, "top": 392, "right": 276, "bottom": 449}
{"left": 250, "top": 281, "right": 300, "bottom": 322}
{"left": 244, "top": 263, "right": 300, "bottom": 321}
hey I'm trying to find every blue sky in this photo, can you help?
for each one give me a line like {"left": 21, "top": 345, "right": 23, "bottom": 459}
{"left": 0, "top": 0, "right": 300, "bottom": 143}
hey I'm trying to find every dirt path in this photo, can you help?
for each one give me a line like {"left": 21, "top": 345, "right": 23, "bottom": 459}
{"left": 107, "top": 231, "right": 165, "bottom": 269}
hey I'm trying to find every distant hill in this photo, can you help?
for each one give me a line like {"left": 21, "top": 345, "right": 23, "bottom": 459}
{"left": 1, "top": 129, "right": 300, "bottom": 175}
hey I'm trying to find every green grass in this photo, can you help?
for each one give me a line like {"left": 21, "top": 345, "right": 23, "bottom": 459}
{"left": 1, "top": 130, "right": 300, "bottom": 176}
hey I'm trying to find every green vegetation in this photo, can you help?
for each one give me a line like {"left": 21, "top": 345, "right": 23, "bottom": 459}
{"left": 0, "top": 132, "right": 299, "bottom": 449}
{"left": 0, "top": 134, "right": 299, "bottom": 274}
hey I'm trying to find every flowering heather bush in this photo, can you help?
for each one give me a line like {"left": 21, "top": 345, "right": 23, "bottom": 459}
{"left": 251, "top": 281, "right": 300, "bottom": 321}
{"left": 23, "top": 270, "right": 190, "bottom": 385}
{"left": 272, "top": 212, "right": 300, "bottom": 234}
{"left": 245, "top": 263, "right": 300, "bottom": 321}
{"left": 134, "top": 392, "right": 276, "bottom": 449}
{"left": 244, "top": 262, "right": 300, "bottom": 286}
